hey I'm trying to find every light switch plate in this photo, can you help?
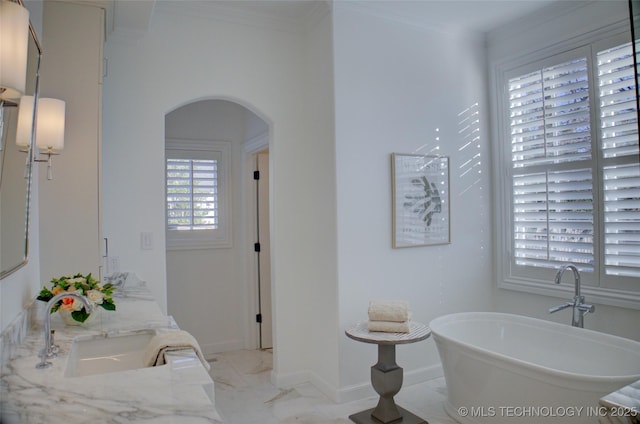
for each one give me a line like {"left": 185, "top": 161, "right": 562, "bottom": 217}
{"left": 141, "top": 232, "right": 153, "bottom": 250}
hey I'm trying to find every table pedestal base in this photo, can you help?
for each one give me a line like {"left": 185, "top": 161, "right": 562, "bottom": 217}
{"left": 349, "top": 344, "right": 428, "bottom": 424}
{"left": 349, "top": 405, "right": 428, "bottom": 424}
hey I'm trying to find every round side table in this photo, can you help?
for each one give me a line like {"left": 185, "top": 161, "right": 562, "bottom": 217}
{"left": 345, "top": 321, "right": 431, "bottom": 424}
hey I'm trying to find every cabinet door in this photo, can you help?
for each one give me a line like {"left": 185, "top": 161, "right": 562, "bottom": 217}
{"left": 38, "top": 2, "right": 104, "bottom": 281}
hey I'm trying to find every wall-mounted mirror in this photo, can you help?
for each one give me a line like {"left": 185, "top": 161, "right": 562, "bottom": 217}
{"left": 0, "top": 9, "right": 41, "bottom": 279}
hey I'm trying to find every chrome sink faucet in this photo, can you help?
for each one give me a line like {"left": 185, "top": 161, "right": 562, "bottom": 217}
{"left": 548, "top": 263, "right": 595, "bottom": 328}
{"left": 36, "top": 292, "right": 93, "bottom": 369}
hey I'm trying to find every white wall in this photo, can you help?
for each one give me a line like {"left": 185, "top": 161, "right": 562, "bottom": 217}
{"left": 333, "top": 4, "right": 494, "bottom": 399}
{"left": 488, "top": 0, "right": 640, "bottom": 342}
{"left": 38, "top": 1, "right": 104, "bottom": 283}
{"left": 102, "top": 1, "right": 339, "bottom": 395}
{"left": 294, "top": 6, "right": 340, "bottom": 396}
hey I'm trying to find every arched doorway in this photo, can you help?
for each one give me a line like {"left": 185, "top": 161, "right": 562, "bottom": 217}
{"left": 165, "top": 98, "right": 272, "bottom": 356}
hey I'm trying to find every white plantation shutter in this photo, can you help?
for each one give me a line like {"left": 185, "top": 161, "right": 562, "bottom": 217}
{"left": 510, "top": 58, "right": 591, "bottom": 168}
{"left": 166, "top": 158, "right": 218, "bottom": 230}
{"left": 509, "top": 56, "right": 594, "bottom": 270}
{"left": 513, "top": 172, "right": 548, "bottom": 265}
{"left": 598, "top": 42, "right": 640, "bottom": 278}
{"left": 603, "top": 164, "right": 640, "bottom": 277}
{"left": 598, "top": 42, "right": 639, "bottom": 158}
{"left": 510, "top": 70, "right": 545, "bottom": 165}
{"left": 547, "top": 169, "right": 594, "bottom": 268}
{"left": 513, "top": 169, "right": 594, "bottom": 270}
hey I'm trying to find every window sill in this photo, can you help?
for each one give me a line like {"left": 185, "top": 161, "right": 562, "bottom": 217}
{"left": 498, "top": 278, "right": 640, "bottom": 311}
{"left": 166, "top": 238, "right": 232, "bottom": 251}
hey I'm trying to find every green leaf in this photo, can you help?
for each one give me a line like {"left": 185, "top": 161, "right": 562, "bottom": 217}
{"left": 101, "top": 300, "right": 116, "bottom": 311}
{"left": 37, "top": 287, "right": 54, "bottom": 302}
{"left": 71, "top": 309, "right": 90, "bottom": 323}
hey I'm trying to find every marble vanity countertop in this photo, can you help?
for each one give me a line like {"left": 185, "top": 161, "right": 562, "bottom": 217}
{"left": 599, "top": 379, "right": 640, "bottom": 424}
{"left": 0, "top": 279, "right": 224, "bottom": 423}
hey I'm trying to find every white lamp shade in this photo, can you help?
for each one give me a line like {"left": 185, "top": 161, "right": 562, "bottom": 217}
{"left": 15, "top": 95, "right": 34, "bottom": 147}
{"left": 0, "top": 0, "right": 30, "bottom": 100}
{"left": 35, "top": 98, "right": 65, "bottom": 151}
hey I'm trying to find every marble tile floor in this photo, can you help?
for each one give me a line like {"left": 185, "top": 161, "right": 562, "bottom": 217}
{"left": 208, "top": 349, "right": 458, "bottom": 424}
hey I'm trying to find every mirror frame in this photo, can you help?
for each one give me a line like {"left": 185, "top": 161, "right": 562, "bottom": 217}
{"left": 0, "top": 2, "right": 41, "bottom": 279}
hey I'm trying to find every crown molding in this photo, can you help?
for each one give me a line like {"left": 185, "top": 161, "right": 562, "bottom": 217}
{"left": 335, "top": 1, "right": 454, "bottom": 35}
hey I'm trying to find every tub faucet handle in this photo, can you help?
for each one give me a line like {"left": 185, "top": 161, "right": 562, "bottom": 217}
{"left": 578, "top": 302, "right": 595, "bottom": 314}
{"left": 548, "top": 302, "right": 573, "bottom": 314}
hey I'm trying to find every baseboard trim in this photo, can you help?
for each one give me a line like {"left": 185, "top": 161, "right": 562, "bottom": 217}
{"left": 201, "top": 340, "right": 244, "bottom": 359}
{"left": 272, "top": 363, "right": 444, "bottom": 404}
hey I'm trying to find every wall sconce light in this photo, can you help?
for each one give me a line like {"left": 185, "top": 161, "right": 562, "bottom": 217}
{"left": 0, "top": 0, "right": 30, "bottom": 150}
{"left": 0, "top": 0, "right": 30, "bottom": 101}
{"left": 34, "top": 98, "right": 65, "bottom": 180}
{"left": 15, "top": 94, "right": 34, "bottom": 150}
{"left": 16, "top": 96, "right": 65, "bottom": 180}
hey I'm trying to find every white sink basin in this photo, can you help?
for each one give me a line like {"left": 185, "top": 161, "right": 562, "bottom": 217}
{"left": 65, "top": 330, "right": 160, "bottom": 377}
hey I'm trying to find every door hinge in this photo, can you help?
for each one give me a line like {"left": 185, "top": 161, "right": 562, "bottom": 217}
{"left": 253, "top": 170, "right": 260, "bottom": 180}
{"left": 254, "top": 242, "right": 261, "bottom": 252}
{"left": 256, "top": 314, "right": 262, "bottom": 323}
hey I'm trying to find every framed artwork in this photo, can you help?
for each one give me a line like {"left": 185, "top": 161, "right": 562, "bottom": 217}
{"left": 391, "top": 153, "right": 450, "bottom": 248}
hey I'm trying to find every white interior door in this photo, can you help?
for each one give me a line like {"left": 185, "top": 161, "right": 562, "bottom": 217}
{"left": 256, "top": 151, "right": 272, "bottom": 349}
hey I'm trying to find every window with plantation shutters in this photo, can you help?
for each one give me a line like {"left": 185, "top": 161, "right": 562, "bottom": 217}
{"left": 496, "top": 30, "right": 640, "bottom": 306}
{"left": 165, "top": 139, "right": 231, "bottom": 250}
{"left": 166, "top": 158, "right": 218, "bottom": 230}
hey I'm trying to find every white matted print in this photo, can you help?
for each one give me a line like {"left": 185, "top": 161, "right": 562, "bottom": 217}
{"left": 392, "top": 153, "right": 450, "bottom": 248}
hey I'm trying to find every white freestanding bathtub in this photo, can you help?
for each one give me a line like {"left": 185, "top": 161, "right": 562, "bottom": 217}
{"left": 430, "top": 312, "right": 640, "bottom": 423}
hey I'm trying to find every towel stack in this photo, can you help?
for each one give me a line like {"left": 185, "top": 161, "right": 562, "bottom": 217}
{"left": 367, "top": 300, "right": 411, "bottom": 333}
{"left": 144, "top": 329, "right": 211, "bottom": 371}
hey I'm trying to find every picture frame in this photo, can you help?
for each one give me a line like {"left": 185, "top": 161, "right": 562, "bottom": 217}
{"left": 391, "top": 153, "right": 450, "bottom": 248}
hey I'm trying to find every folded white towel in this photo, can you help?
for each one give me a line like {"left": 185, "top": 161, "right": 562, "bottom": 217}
{"left": 368, "top": 300, "right": 410, "bottom": 323}
{"left": 144, "top": 329, "right": 210, "bottom": 371}
{"left": 367, "top": 320, "right": 410, "bottom": 333}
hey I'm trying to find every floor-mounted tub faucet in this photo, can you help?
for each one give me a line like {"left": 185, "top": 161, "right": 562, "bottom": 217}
{"left": 548, "top": 263, "right": 594, "bottom": 328}
{"left": 36, "top": 292, "right": 93, "bottom": 369}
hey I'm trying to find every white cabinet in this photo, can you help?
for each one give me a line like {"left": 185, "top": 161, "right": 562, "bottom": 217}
{"left": 38, "top": 2, "right": 104, "bottom": 281}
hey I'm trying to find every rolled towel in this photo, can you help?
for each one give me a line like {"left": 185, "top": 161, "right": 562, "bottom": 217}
{"left": 144, "top": 329, "right": 210, "bottom": 371}
{"left": 368, "top": 300, "right": 410, "bottom": 323}
{"left": 368, "top": 320, "right": 410, "bottom": 333}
